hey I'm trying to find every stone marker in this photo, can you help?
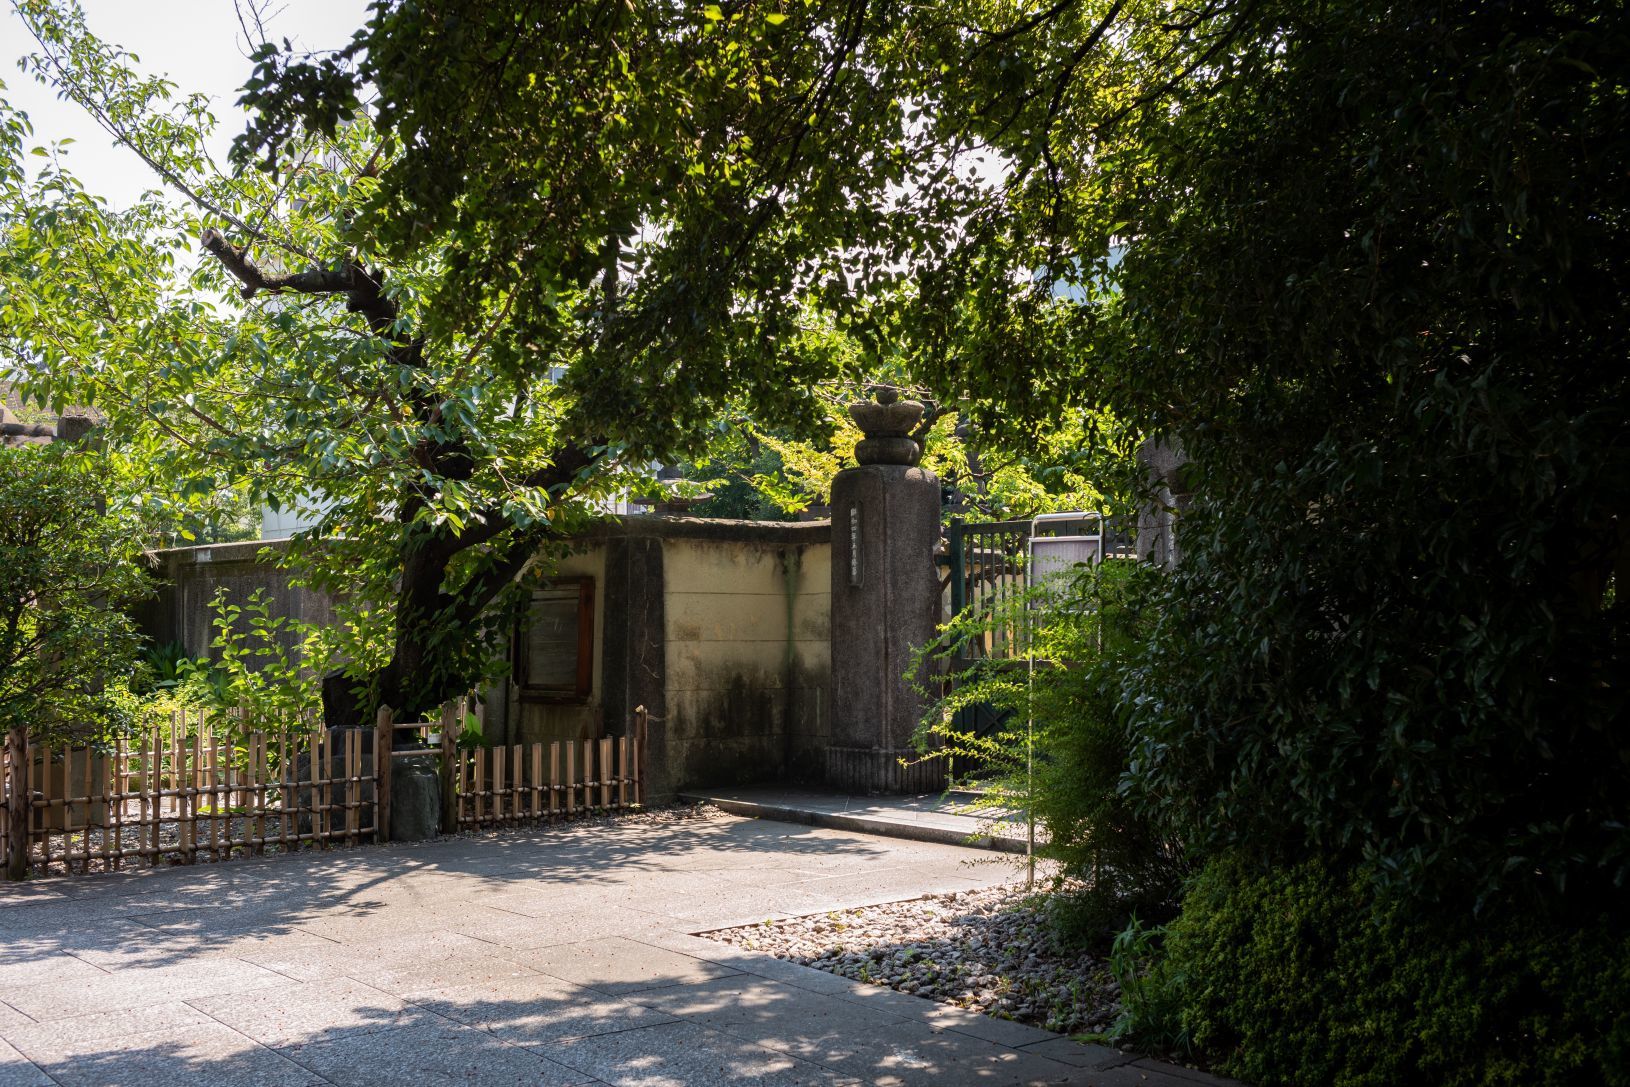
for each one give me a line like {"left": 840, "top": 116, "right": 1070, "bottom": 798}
{"left": 390, "top": 755, "right": 441, "bottom": 841}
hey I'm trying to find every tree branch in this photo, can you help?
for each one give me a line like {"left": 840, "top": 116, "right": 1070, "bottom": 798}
{"left": 201, "top": 229, "right": 400, "bottom": 333}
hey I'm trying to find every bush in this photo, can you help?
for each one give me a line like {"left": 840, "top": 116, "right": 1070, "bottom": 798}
{"left": 1150, "top": 855, "right": 1630, "bottom": 1087}
{"left": 917, "top": 560, "right": 1187, "bottom": 937}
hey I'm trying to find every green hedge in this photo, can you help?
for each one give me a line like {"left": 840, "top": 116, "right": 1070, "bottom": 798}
{"left": 1153, "top": 856, "right": 1630, "bottom": 1087}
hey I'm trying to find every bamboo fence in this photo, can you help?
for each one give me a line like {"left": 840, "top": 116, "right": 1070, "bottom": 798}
{"left": 440, "top": 700, "right": 646, "bottom": 831}
{"left": 1, "top": 702, "right": 648, "bottom": 880}
{"left": 1, "top": 711, "right": 379, "bottom": 877}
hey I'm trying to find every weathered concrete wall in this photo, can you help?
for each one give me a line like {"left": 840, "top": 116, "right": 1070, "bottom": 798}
{"left": 143, "top": 519, "right": 835, "bottom": 801}
{"left": 657, "top": 534, "right": 831, "bottom": 800}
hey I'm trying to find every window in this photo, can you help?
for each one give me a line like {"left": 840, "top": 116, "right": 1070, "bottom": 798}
{"left": 517, "top": 578, "right": 594, "bottom": 702}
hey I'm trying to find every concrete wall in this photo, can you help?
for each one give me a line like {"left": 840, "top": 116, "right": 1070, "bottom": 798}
{"left": 142, "top": 519, "right": 834, "bottom": 802}
{"left": 659, "top": 534, "right": 831, "bottom": 798}
{"left": 563, "top": 516, "right": 834, "bottom": 801}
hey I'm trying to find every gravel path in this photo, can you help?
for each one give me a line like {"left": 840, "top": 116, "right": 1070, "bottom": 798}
{"left": 704, "top": 884, "right": 1124, "bottom": 1037}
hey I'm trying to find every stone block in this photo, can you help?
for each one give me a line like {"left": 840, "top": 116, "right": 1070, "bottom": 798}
{"left": 388, "top": 754, "right": 439, "bottom": 842}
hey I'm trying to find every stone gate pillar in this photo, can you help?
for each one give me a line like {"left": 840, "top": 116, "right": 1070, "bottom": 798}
{"left": 826, "top": 389, "right": 944, "bottom": 793}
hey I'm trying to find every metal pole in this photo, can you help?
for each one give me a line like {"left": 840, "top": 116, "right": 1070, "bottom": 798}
{"left": 1025, "top": 530, "right": 1035, "bottom": 889}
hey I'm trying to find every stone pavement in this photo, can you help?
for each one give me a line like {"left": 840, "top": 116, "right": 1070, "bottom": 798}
{"left": 0, "top": 812, "right": 1231, "bottom": 1087}
{"left": 680, "top": 787, "right": 1032, "bottom": 854}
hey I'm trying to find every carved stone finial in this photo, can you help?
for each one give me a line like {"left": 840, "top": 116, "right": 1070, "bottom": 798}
{"left": 849, "top": 386, "right": 923, "bottom": 466}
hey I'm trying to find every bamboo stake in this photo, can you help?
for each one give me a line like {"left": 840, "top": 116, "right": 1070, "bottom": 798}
{"left": 345, "top": 729, "right": 358, "bottom": 847}
{"left": 34, "top": 742, "right": 48, "bottom": 875}
{"left": 3, "top": 725, "right": 21, "bottom": 880}
{"left": 549, "top": 743, "right": 560, "bottom": 816}
{"left": 531, "top": 744, "right": 543, "bottom": 820}
{"left": 439, "top": 701, "right": 458, "bottom": 834}
{"left": 107, "top": 740, "right": 120, "bottom": 871}
{"left": 582, "top": 739, "right": 593, "bottom": 812}
{"left": 374, "top": 706, "right": 393, "bottom": 844}
{"left": 618, "top": 737, "right": 629, "bottom": 810}
{"left": 193, "top": 725, "right": 206, "bottom": 863}
{"left": 317, "top": 729, "right": 330, "bottom": 849}
{"left": 489, "top": 749, "right": 502, "bottom": 824}
{"left": 62, "top": 745, "right": 75, "bottom": 875}
{"left": 600, "top": 737, "right": 612, "bottom": 809}
{"left": 254, "top": 732, "right": 268, "bottom": 855}
{"left": 565, "top": 741, "right": 576, "bottom": 816}
{"left": 278, "top": 728, "right": 291, "bottom": 852}
{"left": 143, "top": 731, "right": 155, "bottom": 865}
{"left": 209, "top": 730, "right": 222, "bottom": 861}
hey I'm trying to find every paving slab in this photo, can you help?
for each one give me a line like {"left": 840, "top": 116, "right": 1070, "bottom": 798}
{"left": 0, "top": 1040, "right": 51, "bottom": 1087}
{"left": 1016, "top": 1037, "right": 1137, "bottom": 1070}
{"left": 277, "top": 1020, "right": 591, "bottom": 1087}
{"left": 236, "top": 930, "right": 498, "bottom": 984}
{"left": 1129, "top": 1059, "right": 1248, "bottom": 1086}
{"left": 188, "top": 979, "right": 414, "bottom": 1046}
{"left": 409, "top": 970, "right": 678, "bottom": 1046}
{"left": 512, "top": 935, "right": 746, "bottom": 995}
{"left": 348, "top": 953, "right": 541, "bottom": 998}
{"left": 0, "top": 811, "right": 1233, "bottom": 1087}
{"left": 544, "top": 1019, "right": 856, "bottom": 1087}
{"left": 2, "top": 1002, "right": 214, "bottom": 1061}
{"left": 3, "top": 957, "right": 288, "bottom": 1021}
{"left": 27, "top": 1020, "right": 323, "bottom": 1087}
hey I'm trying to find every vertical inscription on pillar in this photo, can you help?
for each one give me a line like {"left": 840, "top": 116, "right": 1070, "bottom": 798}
{"left": 849, "top": 505, "right": 862, "bottom": 588}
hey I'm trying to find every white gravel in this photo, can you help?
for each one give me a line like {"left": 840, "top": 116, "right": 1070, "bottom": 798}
{"left": 703, "top": 885, "right": 1122, "bottom": 1037}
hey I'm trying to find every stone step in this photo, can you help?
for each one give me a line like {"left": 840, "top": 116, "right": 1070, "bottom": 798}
{"left": 677, "top": 786, "right": 1033, "bottom": 854}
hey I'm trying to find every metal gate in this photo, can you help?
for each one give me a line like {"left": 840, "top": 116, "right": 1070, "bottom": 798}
{"left": 939, "top": 515, "right": 1135, "bottom": 779}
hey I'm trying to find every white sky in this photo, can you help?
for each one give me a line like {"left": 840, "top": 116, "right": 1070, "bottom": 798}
{"left": 2, "top": 0, "right": 369, "bottom": 207}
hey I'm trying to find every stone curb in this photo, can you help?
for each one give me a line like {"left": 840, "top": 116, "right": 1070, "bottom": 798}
{"left": 678, "top": 793, "right": 1030, "bottom": 854}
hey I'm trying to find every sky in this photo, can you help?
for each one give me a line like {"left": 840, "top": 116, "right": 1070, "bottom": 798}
{"left": 2, "top": 0, "right": 369, "bottom": 207}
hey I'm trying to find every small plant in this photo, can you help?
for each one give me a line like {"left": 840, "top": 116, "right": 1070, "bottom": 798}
{"left": 1107, "top": 916, "right": 1189, "bottom": 1056}
{"left": 133, "top": 640, "right": 192, "bottom": 693}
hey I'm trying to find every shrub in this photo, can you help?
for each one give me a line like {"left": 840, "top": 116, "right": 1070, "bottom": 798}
{"left": 917, "top": 560, "right": 1187, "bottom": 937}
{"left": 1154, "top": 855, "right": 1630, "bottom": 1087}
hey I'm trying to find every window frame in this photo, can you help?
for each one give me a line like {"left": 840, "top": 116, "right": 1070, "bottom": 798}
{"left": 515, "top": 577, "right": 595, "bottom": 704}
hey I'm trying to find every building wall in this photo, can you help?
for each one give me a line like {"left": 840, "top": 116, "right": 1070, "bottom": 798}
{"left": 139, "top": 540, "right": 334, "bottom": 665}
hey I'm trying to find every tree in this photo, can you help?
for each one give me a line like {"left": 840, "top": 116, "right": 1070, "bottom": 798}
{"left": 2, "top": 0, "right": 964, "bottom": 724}
{"left": 0, "top": 444, "right": 145, "bottom": 743}
{"left": 903, "top": 0, "right": 1630, "bottom": 905}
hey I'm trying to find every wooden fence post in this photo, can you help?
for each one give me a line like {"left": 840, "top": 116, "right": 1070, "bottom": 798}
{"left": 374, "top": 706, "right": 393, "bottom": 844}
{"left": 439, "top": 700, "right": 458, "bottom": 834}
{"left": 4, "top": 724, "right": 27, "bottom": 880}
{"left": 633, "top": 705, "right": 647, "bottom": 808}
